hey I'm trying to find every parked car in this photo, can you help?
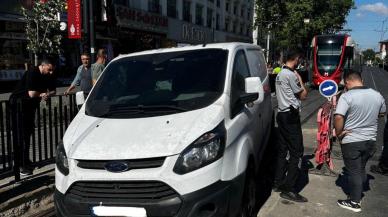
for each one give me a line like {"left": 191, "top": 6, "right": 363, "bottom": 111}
{"left": 54, "top": 43, "right": 274, "bottom": 217}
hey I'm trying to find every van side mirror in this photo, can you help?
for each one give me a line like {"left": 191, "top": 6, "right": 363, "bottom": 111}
{"left": 75, "top": 91, "right": 85, "bottom": 107}
{"left": 244, "top": 77, "right": 264, "bottom": 104}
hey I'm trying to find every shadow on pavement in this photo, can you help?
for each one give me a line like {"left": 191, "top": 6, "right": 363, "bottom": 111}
{"left": 335, "top": 167, "right": 375, "bottom": 200}
{"left": 255, "top": 126, "right": 278, "bottom": 213}
{"left": 0, "top": 174, "right": 54, "bottom": 205}
{"left": 294, "top": 154, "right": 314, "bottom": 193}
{"left": 255, "top": 126, "right": 315, "bottom": 213}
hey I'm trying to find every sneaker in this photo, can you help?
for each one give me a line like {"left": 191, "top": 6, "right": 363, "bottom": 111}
{"left": 370, "top": 164, "right": 388, "bottom": 176}
{"left": 272, "top": 183, "right": 282, "bottom": 192}
{"left": 280, "top": 192, "right": 308, "bottom": 202}
{"left": 337, "top": 199, "right": 361, "bottom": 212}
{"left": 272, "top": 186, "right": 281, "bottom": 192}
{"left": 20, "top": 167, "right": 33, "bottom": 176}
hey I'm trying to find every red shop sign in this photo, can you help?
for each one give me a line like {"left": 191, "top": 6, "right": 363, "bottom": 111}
{"left": 67, "top": 0, "right": 82, "bottom": 39}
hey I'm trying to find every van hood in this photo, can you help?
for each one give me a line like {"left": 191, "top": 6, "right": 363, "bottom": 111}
{"left": 64, "top": 103, "right": 225, "bottom": 160}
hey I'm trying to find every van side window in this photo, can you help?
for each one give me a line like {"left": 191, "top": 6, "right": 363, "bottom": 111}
{"left": 230, "top": 50, "right": 250, "bottom": 119}
{"left": 246, "top": 49, "right": 267, "bottom": 80}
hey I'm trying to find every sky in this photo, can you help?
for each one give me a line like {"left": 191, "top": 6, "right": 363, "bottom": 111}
{"left": 345, "top": 1, "right": 388, "bottom": 51}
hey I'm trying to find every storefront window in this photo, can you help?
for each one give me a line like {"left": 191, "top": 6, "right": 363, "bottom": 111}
{"left": 148, "top": 0, "right": 160, "bottom": 14}
{"left": 183, "top": 0, "right": 191, "bottom": 22}
{"left": 195, "top": 4, "right": 203, "bottom": 26}
{"left": 207, "top": 8, "right": 213, "bottom": 28}
{"left": 0, "top": 39, "right": 28, "bottom": 81}
{"left": 216, "top": 14, "right": 220, "bottom": 30}
{"left": 167, "top": 0, "right": 177, "bottom": 18}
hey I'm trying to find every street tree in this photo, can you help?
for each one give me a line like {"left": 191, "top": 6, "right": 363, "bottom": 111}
{"left": 254, "top": 0, "right": 354, "bottom": 52}
{"left": 22, "top": 0, "right": 66, "bottom": 66}
{"left": 362, "top": 49, "right": 375, "bottom": 62}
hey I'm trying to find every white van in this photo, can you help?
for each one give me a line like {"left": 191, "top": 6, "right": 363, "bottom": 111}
{"left": 55, "top": 43, "right": 273, "bottom": 217}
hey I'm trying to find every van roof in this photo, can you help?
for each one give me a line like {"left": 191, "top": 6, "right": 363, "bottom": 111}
{"left": 113, "top": 42, "right": 262, "bottom": 61}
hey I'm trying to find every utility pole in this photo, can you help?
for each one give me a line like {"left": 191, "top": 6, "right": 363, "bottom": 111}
{"left": 89, "top": 0, "right": 96, "bottom": 63}
{"left": 82, "top": 0, "right": 89, "bottom": 53}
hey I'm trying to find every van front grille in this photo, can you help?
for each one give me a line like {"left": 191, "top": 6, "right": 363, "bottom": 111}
{"left": 67, "top": 181, "right": 179, "bottom": 203}
{"left": 77, "top": 157, "right": 165, "bottom": 170}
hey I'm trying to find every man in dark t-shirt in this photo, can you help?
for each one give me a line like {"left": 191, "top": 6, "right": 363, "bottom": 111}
{"left": 9, "top": 58, "right": 56, "bottom": 176}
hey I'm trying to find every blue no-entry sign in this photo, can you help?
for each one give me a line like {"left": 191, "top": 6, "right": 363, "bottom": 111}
{"left": 319, "top": 80, "right": 338, "bottom": 98}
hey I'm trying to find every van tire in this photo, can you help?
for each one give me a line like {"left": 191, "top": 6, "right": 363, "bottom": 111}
{"left": 239, "top": 164, "right": 256, "bottom": 217}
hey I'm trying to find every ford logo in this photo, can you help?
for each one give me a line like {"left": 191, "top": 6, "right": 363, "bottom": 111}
{"left": 104, "top": 161, "right": 129, "bottom": 173}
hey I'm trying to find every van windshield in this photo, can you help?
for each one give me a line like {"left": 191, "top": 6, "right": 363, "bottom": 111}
{"left": 86, "top": 49, "right": 228, "bottom": 118}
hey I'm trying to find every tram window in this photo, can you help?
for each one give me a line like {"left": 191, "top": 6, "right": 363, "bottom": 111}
{"left": 316, "top": 43, "right": 343, "bottom": 74}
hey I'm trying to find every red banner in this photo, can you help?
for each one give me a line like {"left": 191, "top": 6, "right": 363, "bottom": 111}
{"left": 67, "top": 0, "right": 81, "bottom": 39}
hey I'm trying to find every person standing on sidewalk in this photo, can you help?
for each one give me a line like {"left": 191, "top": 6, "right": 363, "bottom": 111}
{"left": 370, "top": 118, "right": 388, "bottom": 175}
{"left": 334, "top": 71, "right": 386, "bottom": 212}
{"left": 9, "top": 58, "right": 57, "bottom": 176}
{"left": 64, "top": 53, "right": 92, "bottom": 95}
{"left": 91, "top": 48, "right": 107, "bottom": 85}
{"left": 273, "top": 49, "right": 308, "bottom": 202}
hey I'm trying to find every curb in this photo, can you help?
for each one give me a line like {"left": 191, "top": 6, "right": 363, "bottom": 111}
{"left": 0, "top": 184, "right": 55, "bottom": 217}
{"left": 0, "top": 168, "right": 55, "bottom": 217}
{"left": 0, "top": 183, "right": 54, "bottom": 217}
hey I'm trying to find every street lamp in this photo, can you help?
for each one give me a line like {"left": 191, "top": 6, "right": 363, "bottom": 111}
{"left": 266, "top": 23, "right": 271, "bottom": 62}
{"left": 265, "top": 14, "right": 281, "bottom": 62}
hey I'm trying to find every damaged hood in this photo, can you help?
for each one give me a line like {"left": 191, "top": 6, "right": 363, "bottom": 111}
{"left": 63, "top": 103, "right": 224, "bottom": 160}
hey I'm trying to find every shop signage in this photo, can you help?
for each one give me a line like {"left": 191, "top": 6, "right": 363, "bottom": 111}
{"left": 0, "top": 32, "right": 26, "bottom": 40}
{"left": 115, "top": 5, "right": 168, "bottom": 33}
{"left": 67, "top": 0, "right": 81, "bottom": 39}
{"left": 167, "top": 19, "right": 212, "bottom": 44}
{"left": 0, "top": 70, "right": 25, "bottom": 81}
{"left": 4, "top": 21, "right": 25, "bottom": 32}
{"left": 182, "top": 24, "right": 207, "bottom": 43}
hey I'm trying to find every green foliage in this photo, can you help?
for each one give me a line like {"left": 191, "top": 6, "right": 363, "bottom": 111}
{"left": 255, "top": 0, "right": 354, "bottom": 49}
{"left": 362, "top": 49, "right": 375, "bottom": 61}
{"left": 375, "top": 57, "right": 382, "bottom": 64}
{"left": 21, "top": 0, "right": 65, "bottom": 56}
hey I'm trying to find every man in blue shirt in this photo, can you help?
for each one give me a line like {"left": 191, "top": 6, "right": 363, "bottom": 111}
{"left": 64, "top": 53, "right": 92, "bottom": 95}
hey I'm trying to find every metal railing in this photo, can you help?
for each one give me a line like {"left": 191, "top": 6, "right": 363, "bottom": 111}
{"left": 0, "top": 94, "right": 78, "bottom": 181}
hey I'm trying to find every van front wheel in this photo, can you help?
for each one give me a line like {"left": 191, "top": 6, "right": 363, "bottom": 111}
{"left": 239, "top": 167, "right": 257, "bottom": 217}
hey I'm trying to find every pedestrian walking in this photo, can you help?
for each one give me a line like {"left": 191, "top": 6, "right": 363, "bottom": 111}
{"left": 334, "top": 71, "right": 386, "bottom": 212}
{"left": 273, "top": 49, "right": 308, "bottom": 202}
{"left": 64, "top": 53, "right": 92, "bottom": 95}
{"left": 91, "top": 48, "right": 107, "bottom": 85}
{"left": 370, "top": 118, "right": 388, "bottom": 175}
{"left": 9, "top": 58, "right": 57, "bottom": 176}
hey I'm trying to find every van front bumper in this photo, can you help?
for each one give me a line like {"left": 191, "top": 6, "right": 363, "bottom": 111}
{"left": 54, "top": 173, "right": 244, "bottom": 217}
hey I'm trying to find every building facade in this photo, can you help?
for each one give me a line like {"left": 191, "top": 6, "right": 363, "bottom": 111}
{"left": 111, "top": 0, "right": 254, "bottom": 49}
{"left": 0, "top": 0, "right": 255, "bottom": 85}
{"left": 0, "top": 0, "right": 32, "bottom": 82}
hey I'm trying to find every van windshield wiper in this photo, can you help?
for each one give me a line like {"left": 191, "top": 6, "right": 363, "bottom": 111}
{"left": 98, "top": 104, "right": 187, "bottom": 117}
{"left": 138, "top": 105, "right": 188, "bottom": 112}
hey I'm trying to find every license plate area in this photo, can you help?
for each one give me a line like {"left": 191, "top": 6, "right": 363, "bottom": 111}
{"left": 91, "top": 206, "right": 147, "bottom": 217}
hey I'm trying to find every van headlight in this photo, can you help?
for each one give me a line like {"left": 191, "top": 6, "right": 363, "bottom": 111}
{"left": 56, "top": 142, "right": 69, "bottom": 176}
{"left": 173, "top": 123, "right": 225, "bottom": 175}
